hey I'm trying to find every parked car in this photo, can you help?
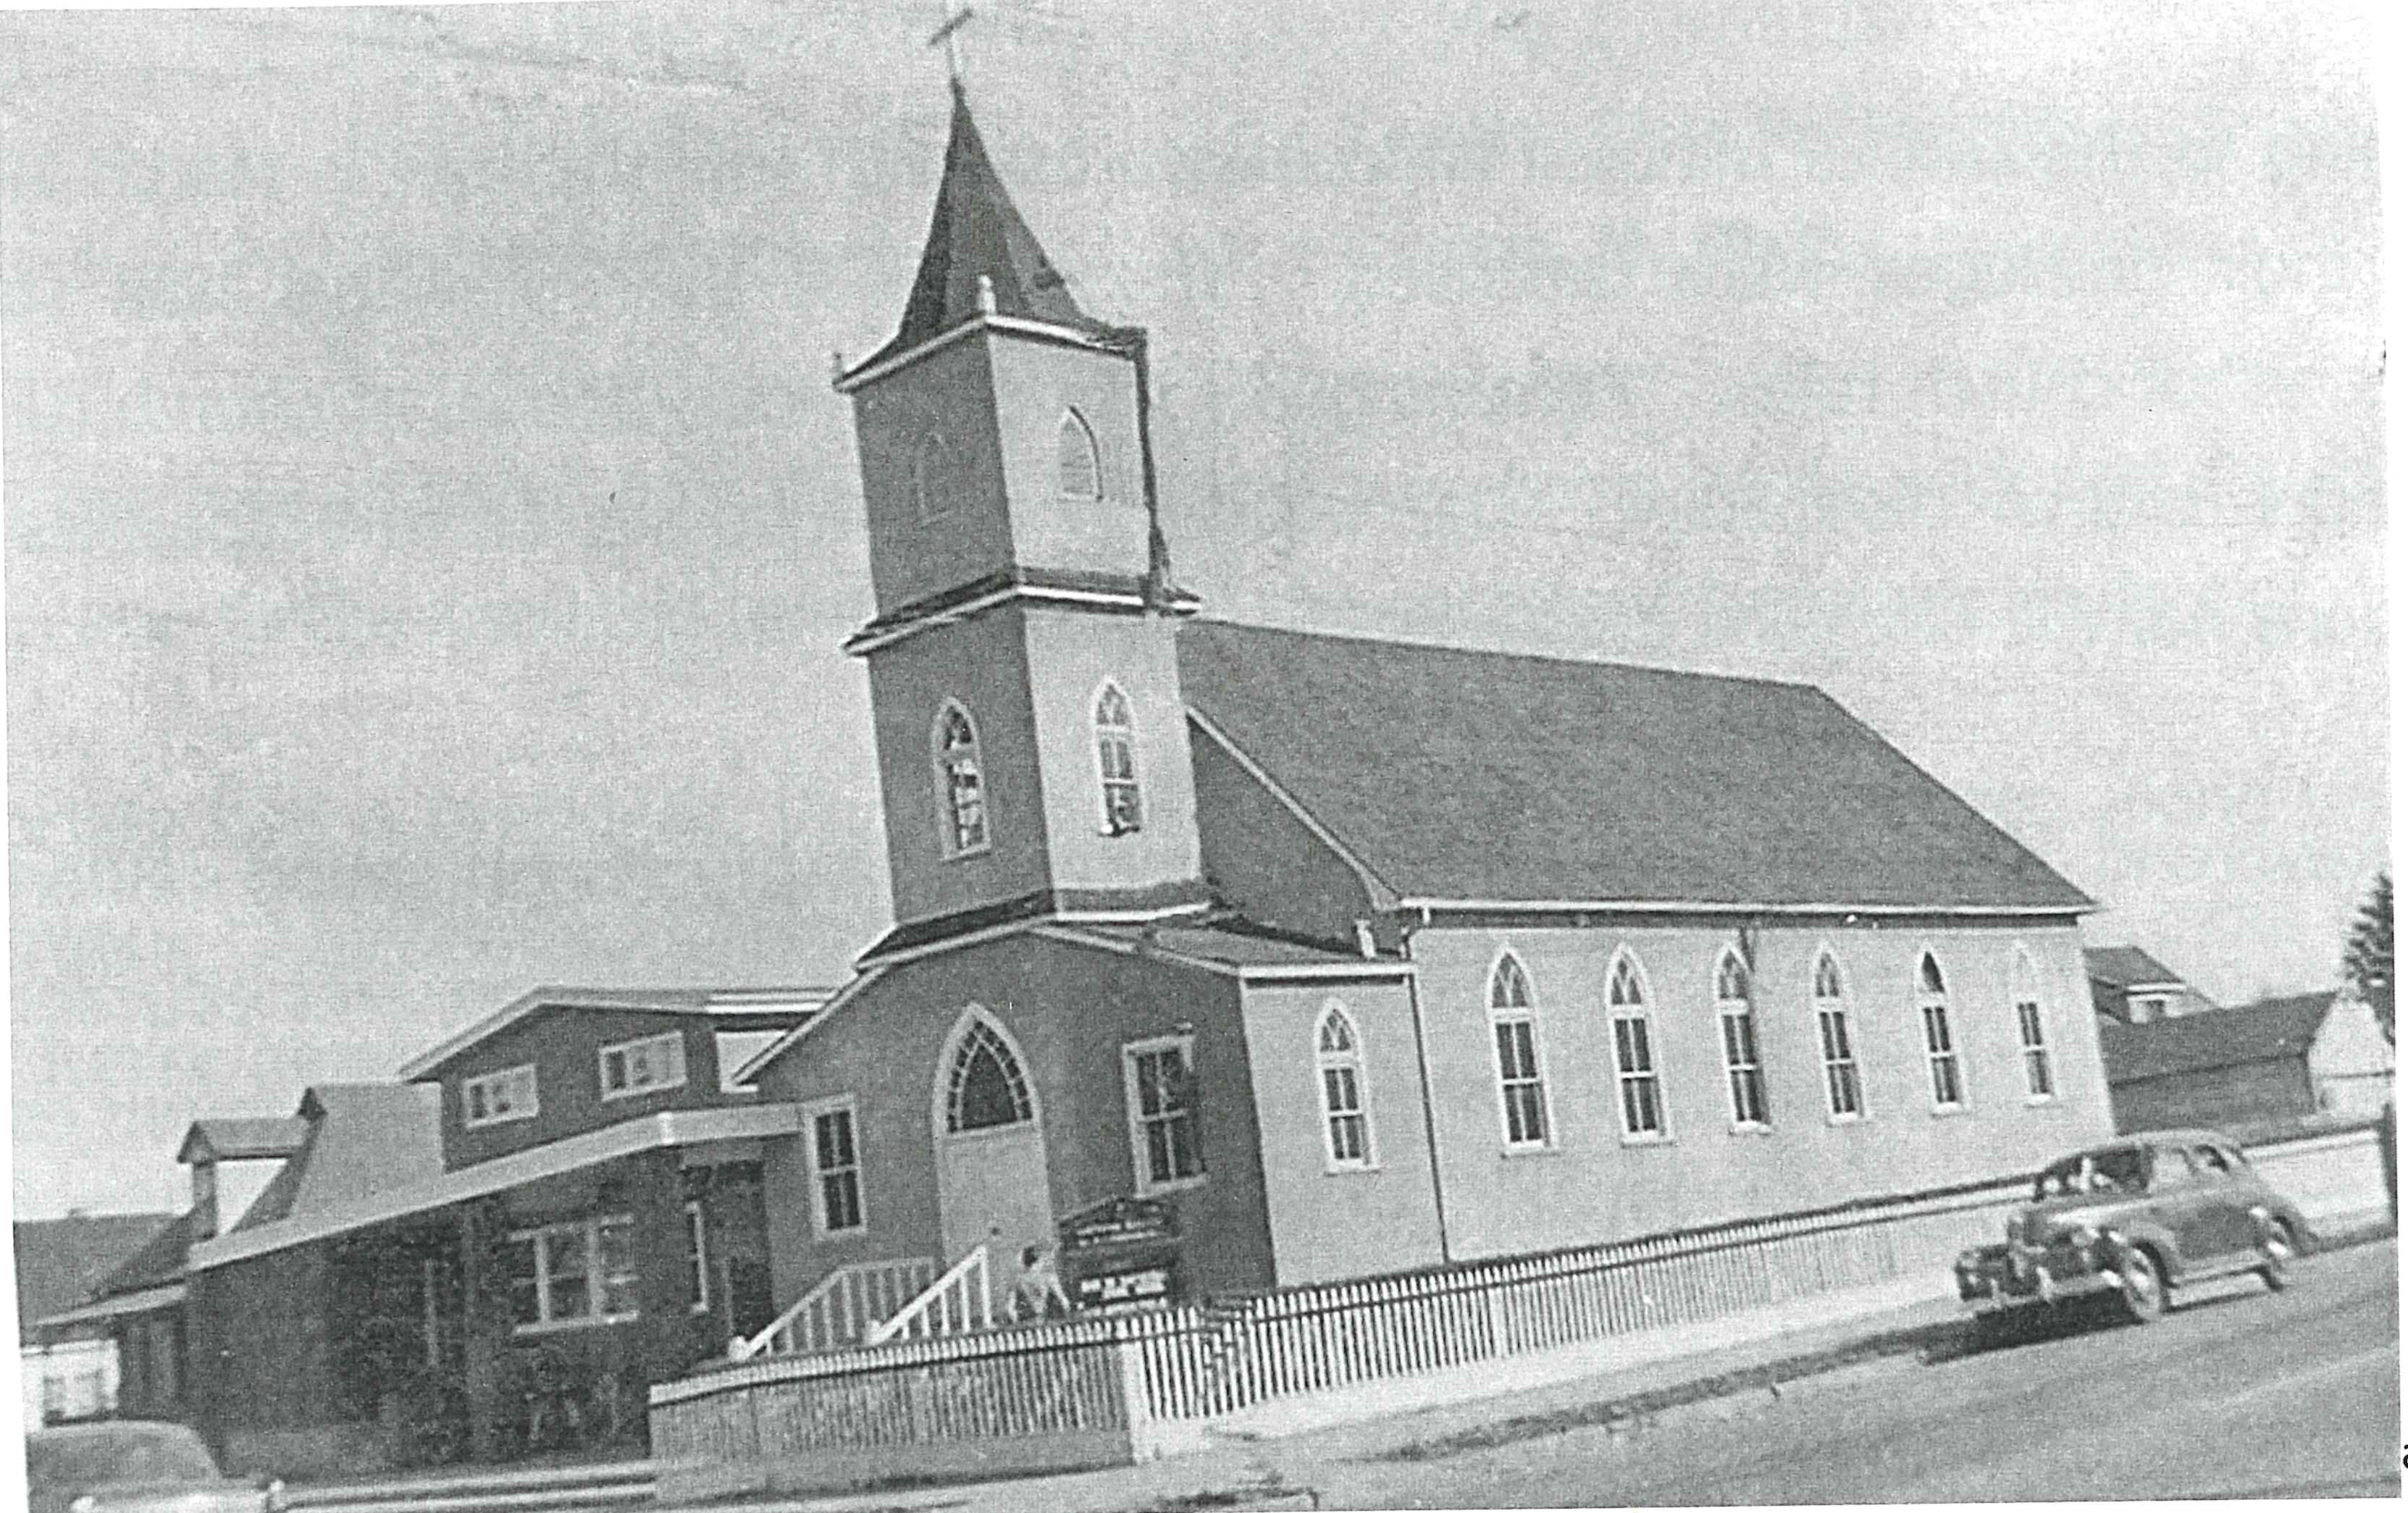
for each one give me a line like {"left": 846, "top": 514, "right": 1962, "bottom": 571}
{"left": 1954, "top": 1129, "right": 2310, "bottom": 1336}
{"left": 25, "top": 1420, "right": 284, "bottom": 1513}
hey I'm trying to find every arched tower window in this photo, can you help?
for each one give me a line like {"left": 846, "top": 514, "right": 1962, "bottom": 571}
{"left": 1487, "top": 955, "right": 1551, "bottom": 1148}
{"left": 944, "top": 1014, "right": 1034, "bottom": 1134}
{"left": 1917, "top": 952, "right": 1966, "bottom": 1110}
{"left": 1057, "top": 409, "right": 1102, "bottom": 500}
{"left": 1093, "top": 683, "right": 1144, "bottom": 837}
{"left": 1716, "top": 949, "right": 1769, "bottom": 1128}
{"left": 2013, "top": 949, "right": 2055, "bottom": 1101}
{"left": 1813, "top": 950, "right": 1864, "bottom": 1120}
{"left": 911, "top": 430, "right": 955, "bottom": 522}
{"left": 1606, "top": 951, "right": 1666, "bottom": 1140}
{"left": 1315, "top": 1002, "right": 1374, "bottom": 1169}
{"left": 931, "top": 703, "right": 990, "bottom": 858}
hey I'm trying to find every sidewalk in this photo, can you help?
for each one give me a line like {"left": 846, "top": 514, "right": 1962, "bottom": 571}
{"left": 660, "top": 1209, "right": 2396, "bottom": 1513}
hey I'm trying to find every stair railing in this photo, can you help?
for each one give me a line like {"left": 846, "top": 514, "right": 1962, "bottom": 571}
{"left": 732, "top": 1254, "right": 936, "bottom": 1360}
{"left": 863, "top": 1242, "right": 993, "bottom": 1346}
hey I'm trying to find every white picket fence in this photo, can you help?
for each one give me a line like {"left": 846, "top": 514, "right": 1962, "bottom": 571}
{"left": 654, "top": 1123, "right": 2394, "bottom": 1499}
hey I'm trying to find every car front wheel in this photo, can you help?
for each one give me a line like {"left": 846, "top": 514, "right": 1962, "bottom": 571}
{"left": 2258, "top": 1217, "right": 2298, "bottom": 1293}
{"left": 2115, "top": 1246, "right": 2166, "bottom": 1323}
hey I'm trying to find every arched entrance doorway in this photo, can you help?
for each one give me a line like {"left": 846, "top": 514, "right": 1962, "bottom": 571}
{"left": 932, "top": 1008, "right": 1054, "bottom": 1284}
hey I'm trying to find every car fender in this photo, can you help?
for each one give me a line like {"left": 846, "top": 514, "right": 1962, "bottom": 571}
{"left": 2095, "top": 1215, "right": 2183, "bottom": 1281}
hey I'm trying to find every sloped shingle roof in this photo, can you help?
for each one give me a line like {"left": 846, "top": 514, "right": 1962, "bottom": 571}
{"left": 2098, "top": 992, "right": 2336, "bottom": 1084}
{"left": 13, "top": 1213, "right": 175, "bottom": 1342}
{"left": 233, "top": 1084, "right": 445, "bottom": 1234}
{"left": 177, "top": 1116, "right": 309, "bottom": 1166}
{"left": 2085, "top": 945, "right": 2186, "bottom": 991}
{"left": 92, "top": 1207, "right": 206, "bottom": 1298}
{"left": 1177, "top": 620, "right": 2092, "bottom": 913}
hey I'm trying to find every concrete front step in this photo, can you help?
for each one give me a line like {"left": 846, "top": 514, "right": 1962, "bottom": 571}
{"left": 284, "top": 1460, "right": 653, "bottom": 1512}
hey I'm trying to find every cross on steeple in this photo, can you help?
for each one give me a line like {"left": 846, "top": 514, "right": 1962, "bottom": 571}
{"left": 927, "top": 3, "right": 976, "bottom": 84}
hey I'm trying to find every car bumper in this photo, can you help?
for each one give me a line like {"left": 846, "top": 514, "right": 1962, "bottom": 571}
{"left": 1954, "top": 1244, "right": 2124, "bottom": 1312}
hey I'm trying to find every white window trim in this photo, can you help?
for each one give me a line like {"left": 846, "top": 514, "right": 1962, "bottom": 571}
{"left": 805, "top": 1094, "right": 870, "bottom": 1238}
{"left": 1313, "top": 1001, "right": 1377, "bottom": 1174}
{"left": 1714, "top": 949, "right": 1771, "bottom": 1133}
{"left": 1122, "top": 1034, "right": 1207, "bottom": 1196}
{"left": 1606, "top": 950, "right": 1672, "bottom": 1146}
{"left": 1485, "top": 950, "right": 1556, "bottom": 1154}
{"left": 462, "top": 1064, "right": 540, "bottom": 1131}
{"left": 597, "top": 1029, "right": 689, "bottom": 1102}
{"left": 683, "top": 1199, "right": 711, "bottom": 1315}
{"left": 1057, "top": 407, "right": 1103, "bottom": 500}
{"left": 931, "top": 700, "right": 993, "bottom": 861}
{"left": 936, "top": 1006, "right": 1040, "bottom": 1141}
{"left": 508, "top": 1214, "right": 639, "bottom": 1336}
{"left": 1092, "top": 680, "right": 1144, "bottom": 838}
{"left": 2013, "top": 946, "right": 2057, "bottom": 1106}
{"left": 1916, "top": 949, "right": 1970, "bottom": 1115}
{"left": 1813, "top": 948, "right": 1868, "bottom": 1126}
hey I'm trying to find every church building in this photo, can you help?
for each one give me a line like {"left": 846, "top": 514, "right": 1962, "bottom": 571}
{"left": 737, "top": 84, "right": 2117, "bottom": 1319}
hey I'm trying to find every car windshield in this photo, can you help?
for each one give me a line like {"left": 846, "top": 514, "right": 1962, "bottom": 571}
{"left": 2035, "top": 1147, "right": 2150, "bottom": 1199}
{"left": 27, "top": 1424, "right": 223, "bottom": 1491}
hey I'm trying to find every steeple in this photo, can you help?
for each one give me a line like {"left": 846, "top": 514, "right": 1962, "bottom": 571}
{"left": 852, "top": 84, "right": 1112, "bottom": 377}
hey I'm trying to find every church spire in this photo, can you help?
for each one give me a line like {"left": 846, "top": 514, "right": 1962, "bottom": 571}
{"left": 855, "top": 83, "right": 1108, "bottom": 375}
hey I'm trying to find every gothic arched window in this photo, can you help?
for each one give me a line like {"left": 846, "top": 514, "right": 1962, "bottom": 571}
{"left": 1814, "top": 950, "right": 1864, "bottom": 1120}
{"left": 1057, "top": 409, "right": 1102, "bottom": 500}
{"left": 1607, "top": 951, "right": 1666, "bottom": 1140}
{"left": 1315, "top": 1002, "right": 1373, "bottom": 1169}
{"left": 1716, "top": 948, "right": 1769, "bottom": 1128}
{"left": 1093, "top": 683, "right": 1143, "bottom": 837}
{"left": 1918, "top": 952, "right": 1966, "bottom": 1110}
{"left": 911, "top": 431, "right": 954, "bottom": 522}
{"left": 946, "top": 1015, "right": 1034, "bottom": 1133}
{"left": 932, "top": 703, "right": 989, "bottom": 858}
{"left": 1488, "top": 954, "right": 1551, "bottom": 1148}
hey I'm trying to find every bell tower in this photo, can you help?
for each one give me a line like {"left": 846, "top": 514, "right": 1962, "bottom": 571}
{"left": 834, "top": 85, "right": 1208, "bottom": 952}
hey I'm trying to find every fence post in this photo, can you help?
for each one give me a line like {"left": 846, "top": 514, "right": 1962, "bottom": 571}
{"left": 1113, "top": 1323, "right": 1160, "bottom": 1462}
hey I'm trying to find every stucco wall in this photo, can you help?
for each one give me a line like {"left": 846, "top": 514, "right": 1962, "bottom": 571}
{"left": 985, "top": 338, "right": 1151, "bottom": 581}
{"left": 753, "top": 935, "right": 1276, "bottom": 1320}
{"left": 1406, "top": 918, "right": 2112, "bottom": 1260}
{"left": 1236, "top": 978, "right": 1446, "bottom": 1286}
{"left": 849, "top": 336, "right": 1012, "bottom": 614}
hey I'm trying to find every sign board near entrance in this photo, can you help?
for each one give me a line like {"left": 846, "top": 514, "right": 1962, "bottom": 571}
{"left": 1057, "top": 1196, "right": 1178, "bottom": 1253}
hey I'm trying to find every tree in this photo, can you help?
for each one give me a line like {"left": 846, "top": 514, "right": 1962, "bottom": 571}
{"left": 2343, "top": 871, "right": 2393, "bottom": 1044}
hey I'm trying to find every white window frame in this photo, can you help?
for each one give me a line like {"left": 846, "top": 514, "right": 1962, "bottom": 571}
{"left": 931, "top": 700, "right": 991, "bottom": 860}
{"left": 2013, "top": 948, "right": 2055, "bottom": 1104}
{"left": 683, "top": 1199, "right": 711, "bottom": 1315}
{"left": 597, "top": 1030, "right": 688, "bottom": 1102}
{"left": 462, "top": 1064, "right": 539, "bottom": 1130}
{"left": 1813, "top": 950, "right": 1866, "bottom": 1123}
{"left": 1314, "top": 1001, "right": 1376, "bottom": 1173}
{"left": 941, "top": 1010, "right": 1036, "bottom": 1137}
{"left": 1917, "top": 951, "right": 1968, "bottom": 1113}
{"left": 1122, "top": 1034, "right": 1207, "bottom": 1196}
{"left": 1607, "top": 950, "right": 1669, "bottom": 1143}
{"left": 805, "top": 1096, "right": 869, "bottom": 1237}
{"left": 507, "top": 1215, "right": 640, "bottom": 1335}
{"left": 1057, "top": 408, "right": 1102, "bottom": 500}
{"left": 1486, "top": 952, "right": 1554, "bottom": 1152}
{"left": 1092, "top": 681, "right": 1144, "bottom": 837}
{"left": 1715, "top": 948, "right": 1771, "bottom": 1131}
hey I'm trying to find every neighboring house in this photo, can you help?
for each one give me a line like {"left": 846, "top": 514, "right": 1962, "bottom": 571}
{"left": 730, "top": 85, "right": 2120, "bottom": 1349}
{"left": 2098, "top": 989, "right": 2396, "bottom": 1133}
{"left": 179, "top": 989, "right": 822, "bottom": 1474}
{"left": 2086, "top": 944, "right": 2215, "bottom": 1024}
{"left": 16, "top": 1211, "right": 174, "bottom": 1428}
{"left": 33, "top": 1207, "right": 206, "bottom": 1425}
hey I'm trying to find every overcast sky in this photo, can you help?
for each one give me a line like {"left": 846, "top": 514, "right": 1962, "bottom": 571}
{"left": 3, "top": 0, "right": 2386, "bottom": 1217}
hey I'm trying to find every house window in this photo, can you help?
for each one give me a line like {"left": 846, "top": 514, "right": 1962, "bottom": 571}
{"left": 1488, "top": 954, "right": 1551, "bottom": 1148}
{"left": 932, "top": 703, "right": 990, "bottom": 858}
{"left": 1918, "top": 953, "right": 1966, "bottom": 1110}
{"left": 810, "top": 1102, "right": 867, "bottom": 1234}
{"left": 683, "top": 1200, "right": 711, "bottom": 1314}
{"left": 1123, "top": 1036, "right": 1204, "bottom": 1193}
{"left": 1608, "top": 952, "right": 1666, "bottom": 1140}
{"left": 598, "top": 1030, "right": 688, "bottom": 1101}
{"left": 1314, "top": 1002, "right": 1374, "bottom": 1170}
{"left": 1058, "top": 408, "right": 1102, "bottom": 500}
{"left": 1814, "top": 952, "right": 1864, "bottom": 1120}
{"left": 507, "top": 1216, "right": 639, "bottom": 1333}
{"left": 2014, "top": 952, "right": 2055, "bottom": 1100}
{"left": 1716, "top": 950, "right": 1769, "bottom": 1128}
{"left": 945, "top": 1016, "right": 1033, "bottom": 1133}
{"left": 462, "top": 1065, "right": 539, "bottom": 1130}
{"left": 1093, "top": 683, "right": 1144, "bottom": 836}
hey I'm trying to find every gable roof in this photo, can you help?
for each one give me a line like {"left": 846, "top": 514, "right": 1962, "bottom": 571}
{"left": 12, "top": 1213, "right": 175, "bottom": 1343}
{"left": 845, "top": 83, "right": 1117, "bottom": 380}
{"left": 176, "top": 1116, "right": 309, "bottom": 1167}
{"left": 232, "top": 1084, "right": 445, "bottom": 1234}
{"left": 2098, "top": 992, "right": 2336, "bottom": 1084}
{"left": 398, "top": 985, "right": 831, "bottom": 1081}
{"left": 91, "top": 1206, "right": 206, "bottom": 1299}
{"left": 2084, "top": 945, "right": 2187, "bottom": 992}
{"left": 1175, "top": 620, "right": 2093, "bottom": 914}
